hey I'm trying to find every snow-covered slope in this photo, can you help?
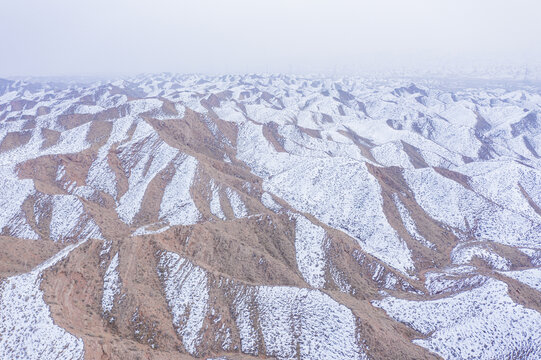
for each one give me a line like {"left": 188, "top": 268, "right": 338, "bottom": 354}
{"left": 0, "top": 73, "right": 540, "bottom": 359}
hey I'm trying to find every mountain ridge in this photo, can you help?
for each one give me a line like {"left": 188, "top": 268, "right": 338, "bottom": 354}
{"left": 0, "top": 73, "right": 540, "bottom": 360}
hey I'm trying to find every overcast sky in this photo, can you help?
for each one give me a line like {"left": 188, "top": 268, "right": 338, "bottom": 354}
{"left": 1, "top": 0, "right": 540, "bottom": 77}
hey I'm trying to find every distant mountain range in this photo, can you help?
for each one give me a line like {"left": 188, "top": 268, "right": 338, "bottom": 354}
{"left": 0, "top": 73, "right": 539, "bottom": 360}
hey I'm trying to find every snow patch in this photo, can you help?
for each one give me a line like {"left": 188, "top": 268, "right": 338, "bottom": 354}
{"left": 451, "top": 243, "right": 511, "bottom": 270}
{"left": 261, "top": 192, "right": 282, "bottom": 212}
{"left": 226, "top": 187, "right": 248, "bottom": 218}
{"left": 393, "top": 194, "right": 433, "bottom": 248}
{"left": 159, "top": 154, "right": 200, "bottom": 226}
{"left": 499, "top": 268, "right": 541, "bottom": 291}
{"left": 157, "top": 251, "right": 209, "bottom": 355}
{"left": 209, "top": 180, "right": 226, "bottom": 220}
{"left": 293, "top": 214, "right": 328, "bottom": 288}
{"left": 116, "top": 121, "right": 178, "bottom": 223}
{"left": 0, "top": 241, "right": 87, "bottom": 359}
{"left": 102, "top": 252, "right": 121, "bottom": 315}
{"left": 374, "top": 278, "right": 541, "bottom": 360}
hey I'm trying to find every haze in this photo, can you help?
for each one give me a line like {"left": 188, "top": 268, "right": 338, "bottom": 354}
{"left": 1, "top": 0, "right": 540, "bottom": 77}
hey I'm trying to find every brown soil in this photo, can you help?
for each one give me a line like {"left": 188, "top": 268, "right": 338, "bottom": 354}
{"left": 0, "top": 130, "right": 32, "bottom": 153}
{"left": 0, "top": 236, "right": 65, "bottom": 278}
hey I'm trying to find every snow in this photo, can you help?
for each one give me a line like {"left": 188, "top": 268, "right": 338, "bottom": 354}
{"left": 177, "top": 94, "right": 207, "bottom": 114}
{"left": 3, "top": 74, "right": 541, "bottom": 359}
{"left": 233, "top": 287, "right": 258, "bottom": 355}
{"left": 175, "top": 103, "right": 186, "bottom": 118}
{"left": 371, "top": 141, "right": 415, "bottom": 169}
{"left": 0, "top": 241, "right": 87, "bottom": 360}
{"left": 102, "top": 252, "right": 121, "bottom": 314}
{"left": 157, "top": 251, "right": 209, "bottom": 355}
{"left": 128, "top": 98, "right": 163, "bottom": 116}
{"left": 392, "top": 194, "right": 433, "bottom": 248}
{"left": 293, "top": 214, "right": 328, "bottom": 288}
{"left": 75, "top": 104, "right": 103, "bottom": 114}
{"left": 235, "top": 121, "right": 291, "bottom": 178}
{"left": 132, "top": 223, "right": 170, "bottom": 236}
{"left": 0, "top": 166, "right": 38, "bottom": 240}
{"left": 159, "top": 154, "right": 200, "bottom": 226}
{"left": 157, "top": 251, "right": 366, "bottom": 359}
{"left": 47, "top": 121, "right": 92, "bottom": 156}
{"left": 226, "top": 187, "right": 248, "bottom": 218}
{"left": 31, "top": 194, "right": 104, "bottom": 243}
{"left": 87, "top": 116, "right": 134, "bottom": 198}
{"left": 8, "top": 215, "right": 40, "bottom": 240}
{"left": 71, "top": 185, "right": 98, "bottom": 200}
{"left": 55, "top": 164, "right": 66, "bottom": 182}
{"left": 241, "top": 286, "right": 367, "bottom": 360}
{"left": 330, "top": 264, "right": 353, "bottom": 293}
{"left": 404, "top": 167, "right": 539, "bottom": 248}
{"left": 261, "top": 192, "right": 282, "bottom": 212}
{"left": 498, "top": 268, "right": 541, "bottom": 291}
{"left": 116, "top": 121, "right": 179, "bottom": 223}
{"left": 458, "top": 161, "right": 541, "bottom": 222}
{"left": 373, "top": 278, "right": 541, "bottom": 360}
{"left": 262, "top": 157, "right": 415, "bottom": 275}
{"left": 209, "top": 180, "right": 226, "bottom": 220}
{"left": 424, "top": 266, "right": 487, "bottom": 295}
{"left": 100, "top": 239, "right": 112, "bottom": 258}
{"left": 212, "top": 102, "right": 247, "bottom": 124}
{"left": 451, "top": 243, "right": 511, "bottom": 270}
{"left": 49, "top": 195, "right": 102, "bottom": 242}
{"left": 520, "top": 248, "right": 541, "bottom": 266}
{"left": 234, "top": 113, "right": 415, "bottom": 275}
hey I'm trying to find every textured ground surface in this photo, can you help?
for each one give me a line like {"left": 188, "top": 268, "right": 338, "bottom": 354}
{"left": 0, "top": 74, "right": 540, "bottom": 359}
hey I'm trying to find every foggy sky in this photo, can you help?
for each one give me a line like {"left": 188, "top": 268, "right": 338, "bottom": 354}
{"left": 1, "top": 0, "right": 540, "bottom": 77}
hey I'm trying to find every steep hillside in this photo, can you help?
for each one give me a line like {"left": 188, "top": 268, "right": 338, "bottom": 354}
{"left": 0, "top": 74, "right": 540, "bottom": 360}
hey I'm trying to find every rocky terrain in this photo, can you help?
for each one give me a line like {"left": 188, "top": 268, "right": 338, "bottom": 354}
{"left": 0, "top": 73, "right": 540, "bottom": 360}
